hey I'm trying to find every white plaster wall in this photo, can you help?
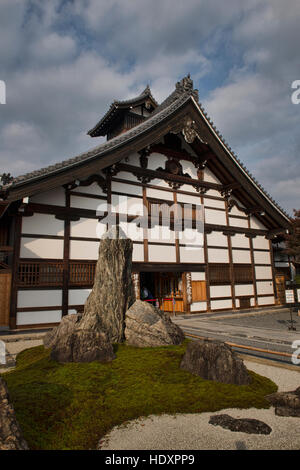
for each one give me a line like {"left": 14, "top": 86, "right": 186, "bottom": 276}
{"left": 255, "top": 266, "right": 273, "bottom": 280}
{"left": 147, "top": 153, "right": 167, "bottom": 171}
{"left": 132, "top": 243, "right": 144, "bottom": 262}
{"left": 111, "top": 195, "right": 144, "bottom": 216}
{"left": 191, "top": 272, "right": 206, "bottom": 281}
{"left": 125, "top": 152, "right": 140, "bottom": 166}
{"left": 119, "top": 221, "right": 144, "bottom": 241}
{"left": 232, "top": 250, "right": 251, "bottom": 264}
{"left": 176, "top": 193, "right": 201, "bottom": 205}
{"left": 181, "top": 160, "right": 198, "bottom": 179}
{"left": 206, "top": 231, "right": 228, "bottom": 247}
{"left": 204, "top": 168, "right": 221, "bottom": 184}
{"left": 17, "top": 310, "right": 62, "bottom": 326}
{"left": 20, "top": 238, "right": 64, "bottom": 259}
{"left": 256, "top": 281, "right": 274, "bottom": 295}
{"left": 252, "top": 236, "right": 270, "bottom": 250}
{"left": 250, "top": 216, "right": 267, "bottom": 230}
{"left": 70, "top": 218, "right": 99, "bottom": 238}
{"left": 254, "top": 251, "right": 271, "bottom": 265}
{"left": 231, "top": 234, "right": 250, "bottom": 249}
{"left": 178, "top": 228, "right": 203, "bottom": 246}
{"left": 146, "top": 187, "right": 174, "bottom": 200}
{"left": 235, "top": 284, "right": 254, "bottom": 296}
{"left": 70, "top": 195, "right": 106, "bottom": 212}
{"left": 257, "top": 296, "right": 275, "bottom": 306}
{"left": 22, "top": 214, "right": 64, "bottom": 237}
{"left": 30, "top": 187, "right": 65, "bottom": 206}
{"left": 205, "top": 189, "right": 222, "bottom": 198}
{"left": 190, "top": 301, "right": 207, "bottom": 312}
{"left": 180, "top": 246, "right": 204, "bottom": 263}
{"left": 72, "top": 181, "right": 106, "bottom": 196}
{"left": 148, "top": 225, "right": 175, "bottom": 244}
{"left": 69, "top": 289, "right": 91, "bottom": 305}
{"left": 211, "top": 299, "right": 233, "bottom": 310}
{"left": 70, "top": 240, "right": 99, "bottom": 260}
{"left": 178, "top": 184, "right": 199, "bottom": 193}
{"left": 205, "top": 208, "right": 227, "bottom": 225}
{"left": 112, "top": 171, "right": 139, "bottom": 182}
{"left": 204, "top": 199, "right": 225, "bottom": 209}
{"left": 148, "top": 244, "right": 176, "bottom": 262}
{"left": 111, "top": 181, "right": 143, "bottom": 196}
{"left": 148, "top": 178, "right": 170, "bottom": 188}
{"left": 208, "top": 248, "right": 229, "bottom": 263}
{"left": 210, "top": 285, "right": 231, "bottom": 298}
{"left": 229, "top": 217, "right": 249, "bottom": 228}
{"left": 18, "top": 289, "right": 62, "bottom": 308}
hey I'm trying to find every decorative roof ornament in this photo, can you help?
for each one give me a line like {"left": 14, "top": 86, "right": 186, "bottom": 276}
{"left": 0, "top": 173, "right": 13, "bottom": 188}
{"left": 175, "top": 74, "right": 199, "bottom": 102}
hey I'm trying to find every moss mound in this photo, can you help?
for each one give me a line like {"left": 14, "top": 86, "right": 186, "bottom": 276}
{"left": 1, "top": 341, "right": 277, "bottom": 450}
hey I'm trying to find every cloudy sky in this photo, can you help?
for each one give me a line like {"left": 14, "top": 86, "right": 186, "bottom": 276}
{"left": 0, "top": 0, "right": 299, "bottom": 214}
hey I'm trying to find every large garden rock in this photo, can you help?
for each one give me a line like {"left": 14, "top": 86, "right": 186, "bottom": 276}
{"left": 50, "top": 329, "right": 115, "bottom": 363}
{"left": 79, "top": 225, "right": 135, "bottom": 343}
{"left": 265, "top": 387, "right": 300, "bottom": 417}
{"left": 125, "top": 300, "right": 185, "bottom": 347}
{"left": 43, "top": 313, "right": 81, "bottom": 349}
{"left": 209, "top": 414, "right": 272, "bottom": 435}
{"left": 0, "top": 377, "right": 28, "bottom": 450}
{"left": 180, "top": 339, "right": 251, "bottom": 385}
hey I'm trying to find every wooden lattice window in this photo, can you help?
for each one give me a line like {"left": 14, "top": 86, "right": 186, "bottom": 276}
{"left": 18, "top": 261, "right": 63, "bottom": 287}
{"left": 233, "top": 264, "right": 253, "bottom": 283}
{"left": 69, "top": 262, "right": 96, "bottom": 286}
{"left": 209, "top": 264, "right": 230, "bottom": 284}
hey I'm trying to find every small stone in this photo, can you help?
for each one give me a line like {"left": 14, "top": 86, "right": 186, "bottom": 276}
{"left": 209, "top": 414, "right": 272, "bottom": 435}
{"left": 265, "top": 387, "right": 300, "bottom": 417}
{"left": 180, "top": 339, "right": 251, "bottom": 385}
{"left": 125, "top": 300, "right": 185, "bottom": 347}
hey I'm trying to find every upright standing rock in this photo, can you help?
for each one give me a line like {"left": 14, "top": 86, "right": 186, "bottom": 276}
{"left": 79, "top": 225, "right": 135, "bottom": 342}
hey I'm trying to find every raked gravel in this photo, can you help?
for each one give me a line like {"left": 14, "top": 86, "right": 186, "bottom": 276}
{"left": 99, "top": 359, "right": 300, "bottom": 450}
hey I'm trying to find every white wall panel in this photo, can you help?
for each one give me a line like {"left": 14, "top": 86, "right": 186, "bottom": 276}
{"left": 181, "top": 160, "right": 198, "bottom": 179}
{"left": 190, "top": 301, "right": 207, "bottom": 312}
{"left": 111, "top": 195, "right": 143, "bottom": 215}
{"left": 232, "top": 250, "right": 251, "bottom": 263}
{"left": 210, "top": 285, "right": 231, "bottom": 298}
{"left": 72, "top": 181, "right": 106, "bottom": 196}
{"left": 22, "top": 214, "right": 64, "bottom": 237}
{"left": 205, "top": 189, "right": 222, "bottom": 198}
{"left": 256, "top": 281, "right": 274, "bottom": 295}
{"left": 132, "top": 243, "right": 144, "bottom": 262}
{"left": 114, "top": 171, "right": 139, "bottom": 182}
{"left": 179, "top": 246, "right": 204, "bottom": 263}
{"left": 229, "top": 217, "right": 249, "bottom": 228}
{"left": 255, "top": 266, "right": 273, "bottom": 280}
{"left": 111, "top": 181, "right": 143, "bottom": 196}
{"left": 250, "top": 216, "right": 267, "bottom": 230}
{"left": 204, "top": 199, "right": 225, "bottom": 209}
{"left": 125, "top": 152, "right": 140, "bottom": 166}
{"left": 176, "top": 193, "right": 201, "bottom": 205}
{"left": 20, "top": 238, "right": 63, "bottom": 259}
{"left": 254, "top": 251, "right": 271, "bottom": 265}
{"left": 178, "top": 229, "right": 203, "bottom": 246}
{"left": 205, "top": 208, "right": 227, "bottom": 225}
{"left": 148, "top": 244, "right": 176, "bottom": 262}
{"left": 18, "top": 289, "right": 62, "bottom": 308}
{"left": 30, "top": 187, "right": 65, "bottom": 206}
{"left": 71, "top": 218, "right": 99, "bottom": 238}
{"left": 147, "top": 153, "right": 167, "bottom": 170}
{"left": 231, "top": 234, "right": 250, "bottom": 249}
{"left": 119, "top": 221, "right": 144, "bottom": 241}
{"left": 178, "top": 184, "right": 199, "bottom": 193}
{"left": 146, "top": 187, "right": 174, "bottom": 200}
{"left": 257, "top": 296, "right": 275, "bottom": 306}
{"left": 70, "top": 195, "right": 106, "bottom": 212}
{"left": 70, "top": 240, "right": 99, "bottom": 259}
{"left": 206, "top": 231, "right": 228, "bottom": 247}
{"left": 17, "top": 310, "right": 62, "bottom": 326}
{"left": 235, "top": 284, "right": 254, "bottom": 296}
{"left": 252, "top": 236, "right": 270, "bottom": 250}
{"left": 69, "top": 289, "right": 91, "bottom": 305}
{"left": 191, "top": 272, "right": 206, "bottom": 281}
{"left": 211, "top": 299, "right": 233, "bottom": 310}
{"left": 208, "top": 248, "right": 229, "bottom": 263}
{"left": 204, "top": 168, "right": 221, "bottom": 184}
{"left": 148, "top": 226, "right": 175, "bottom": 243}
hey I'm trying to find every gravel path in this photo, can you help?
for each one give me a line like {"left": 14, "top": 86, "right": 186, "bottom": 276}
{"left": 100, "top": 359, "right": 300, "bottom": 450}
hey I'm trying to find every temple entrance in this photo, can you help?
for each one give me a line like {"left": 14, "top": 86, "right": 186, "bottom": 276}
{"left": 140, "top": 272, "right": 185, "bottom": 314}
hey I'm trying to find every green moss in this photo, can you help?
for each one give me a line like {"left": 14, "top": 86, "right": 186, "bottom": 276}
{"left": 1, "top": 341, "right": 277, "bottom": 450}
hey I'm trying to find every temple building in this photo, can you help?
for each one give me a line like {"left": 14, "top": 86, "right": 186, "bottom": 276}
{"left": 0, "top": 75, "right": 292, "bottom": 329}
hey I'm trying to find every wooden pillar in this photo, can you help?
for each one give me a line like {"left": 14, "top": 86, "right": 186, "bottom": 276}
{"left": 201, "top": 194, "right": 211, "bottom": 311}
{"left": 225, "top": 199, "right": 236, "bottom": 309}
{"left": 62, "top": 189, "right": 70, "bottom": 317}
{"left": 9, "top": 214, "right": 22, "bottom": 329}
